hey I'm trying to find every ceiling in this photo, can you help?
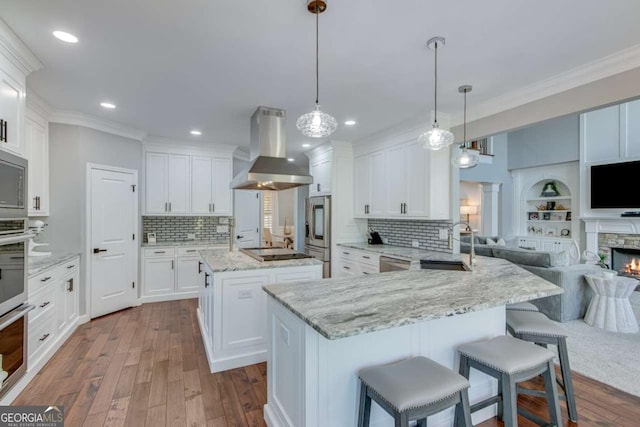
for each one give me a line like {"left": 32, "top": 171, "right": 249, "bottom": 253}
{"left": 2, "top": 0, "right": 640, "bottom": 155}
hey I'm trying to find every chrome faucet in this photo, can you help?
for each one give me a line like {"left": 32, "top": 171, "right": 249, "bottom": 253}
{"left": 448, "top": 221, "right": 475, "bottom": 270}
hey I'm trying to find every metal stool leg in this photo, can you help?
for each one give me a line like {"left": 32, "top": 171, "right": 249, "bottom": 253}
{"left": 357, "top": 382, "right": 372, "bottom": 427}
{"left": 501, "top": 374, "right": 518, "bottom": 427}
{"left": 543, "top": 360, "right": 562, "bottom": 427}
{"left": 455, "top": 389, "right": 473, "bottom": 427}
{"left": 416, "top": 419, "right": 427, "bottom": 427}
{"left": 558, "top": 336, "right": 578, "bottom": 422}
{"left": 395, "top": 411, "right": 409, "bottom": 427}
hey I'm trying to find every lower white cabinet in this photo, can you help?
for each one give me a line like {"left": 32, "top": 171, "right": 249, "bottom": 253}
{"left": 334, "top": 248, "right": 380, "bottom": 278}
{"left": 197, "top": 262, "right": 322, "bottom": 373}
{"left": 27, "top": 256, "right": 80, "bottom": 368}
{"left": 516, "top": 236, "right": 574, "bottom": 253}
{"left": 141, "top": 244, "right": 223, "bottom": 301}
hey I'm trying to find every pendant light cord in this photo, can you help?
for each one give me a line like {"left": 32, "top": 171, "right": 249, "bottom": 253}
{"left": 315, "top": 3, "right": 319, "bottom": 105}
{"left": 433, "top": 41, "right": 438, "bottom": 125}
{"left": 463, "top": 88, "right": 467, "bottom": 146}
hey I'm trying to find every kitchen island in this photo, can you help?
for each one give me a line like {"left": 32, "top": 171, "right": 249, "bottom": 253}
{"left": 197, "top": 248, "right": 323, "bottom": 373}
{"left": 262, "top": 254, "right": 562, "bottom": 427}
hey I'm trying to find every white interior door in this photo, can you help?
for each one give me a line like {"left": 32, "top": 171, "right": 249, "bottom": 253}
{"left": 233, "top": 190, "right": 260, "bottom": 248}
{"left": 90, "top": 167, "right": 137, "bottom": 318}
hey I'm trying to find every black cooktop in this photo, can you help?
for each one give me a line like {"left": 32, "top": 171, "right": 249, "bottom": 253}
{"left": 240, "top": 247, "right": 313, "bottom": 262}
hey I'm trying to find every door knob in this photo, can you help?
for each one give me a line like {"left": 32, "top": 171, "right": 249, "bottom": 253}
{"left": 93, "top": 248, "right": 107, "bottom": 254}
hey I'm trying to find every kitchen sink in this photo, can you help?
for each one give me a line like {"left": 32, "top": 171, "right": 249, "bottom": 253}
{"left": 420, "top": 260, "right": 471, "bottom": 271}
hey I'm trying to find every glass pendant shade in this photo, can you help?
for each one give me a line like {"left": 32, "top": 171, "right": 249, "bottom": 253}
{"left": 452, "top": 146, "right": 480, "bottom": 168}
{"left": 418, "top": 123, "right": 455, "bottom": 150}
{"left": 296, "top": 104, "right": 337, "bottom": 138}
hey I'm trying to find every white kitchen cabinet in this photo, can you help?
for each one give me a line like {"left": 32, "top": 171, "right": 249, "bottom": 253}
{"left": 177, "top": 256, "right": 204, "bottom": 293}
{"left": 25, "top": 114, "right": 49, "bottom": 216}
{"left": 144, "top": 152, "right": 190, "bottom": 214}
{"left": 309, "top": 154, "right": 332, "bottom": 196}
{"left": 354, "top": 155, "right": 370, "bottom": 216}
{"left": 622, "top": 99, "right": 640, "bottom": 159}
{"left": 354, "top": 140, "right": 449, "bottom": 220}
{"left": 0, "top": 68, "right": 25, "bottom": 156}
{"left": 197, "top": 262, "right": 322, "bottom": 373}
{"left": 143, "top": 257, "right": 176, "bottom": 296}
{"left": 57, "top": 268, "right": 79, "bottom": 333}
{"left": 516, "top": 236, "right": 573, "bottom": 253}
{"left": 192, "top": 156, "right": 232, "bottom": 215}
{"left": 334, "top": 247, "right": 381, "bottom": 278}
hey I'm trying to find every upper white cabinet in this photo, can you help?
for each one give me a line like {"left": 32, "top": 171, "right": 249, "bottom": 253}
{"left": 192, "top": 156, "right": 232, "bottom": 215}
{"left": 0, "top": 68, "right": 24, "bottom": 156}
{"left": 25, "top": 111, "right": 49, "bottom": 216}
{"left": 309, "top": 152, "right": 332, "bottom": 196}
{"left": 143, "top": 144, "right": 233, "bottom": 216}
{"left": 354, "top": 140, "right": 450, "bottom": 220}
{"left": 581, "top": 99, "right": 640, "bottom": 165}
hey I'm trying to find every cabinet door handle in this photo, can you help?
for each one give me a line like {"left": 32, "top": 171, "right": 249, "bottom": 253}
{"left": 67, "top": 265, "right": 75, "bottom": 269}
{"left": 33, "top": 197, "right": 38, "bottom": 209}
{"left": 39, "top": 333, "right": 50, "bottom": 342}
{"left": 317, "top": 183, "right": 320, "bottom": 192}
{"left": 204, "top": 272, "right": 210, "bottom": 287}
{"left": 39, "top": 301, "right": 50, "bottom": 308}
{"left": 186, "top": 249, "right": 197, "bottom": 253}
{"left": 0, "top": 119, "right": 6, "bottom": 143}
{"left": 342, "top": 251, "right": 350, "bottom": 255}
{"left": 36, "top": 196, "right": 40, "bottom": 210}
{"left": 211, "top": 203, "right": 214, "bottom": 212}
{"left": 171, "top": 260, "right": 174, "bottom": 270}
{"left": 169, "top": 202, "right": 172, "bottom": 212}
{"left": 40, "top": 276, "right": 52, "bottom": 283}
{"left": 154, "top": 251, "right": 166, "bottom": 254}
{"left": 198, "top": 261, "right": 203, "bottom": 274}
{"left": 165, "top": 202, "right": 168, "bottom": 212}
{"left": 209, "top": 203, "right": 212, "bottom": 212}
{"left": 362, "top": 255, "right": 370, "bottom": 259}
{"left": 67, "top": 278, "right": 74, "bottom": 292}
{"left": 343, "top": 266, "right": 350, "bottom": 270}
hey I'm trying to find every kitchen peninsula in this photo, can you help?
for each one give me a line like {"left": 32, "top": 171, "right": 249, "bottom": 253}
{"left": 197, "top": 248, "right": 322, "bottom": 373}
{"left": 262, "top": 254, "right": 562, "bottom": 427}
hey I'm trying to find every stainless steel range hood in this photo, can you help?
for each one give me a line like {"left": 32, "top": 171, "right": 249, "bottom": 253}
{"left": 231, "top": 106, "right": 313, "bottom": 191}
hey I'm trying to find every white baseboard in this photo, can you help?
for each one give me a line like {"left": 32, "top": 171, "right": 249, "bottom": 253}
{"left": 0, "top": 317, "right": 82, "bottom": 405}
{"left": 196, "top": 308, "right": 215, "bottom": 373}
{"left": 263, "top": 404, "right": 282, "bottom": 427}
{"left": 210, "top": 351, "right": 267, "bottom": 374}
{"left": 140, "top": 292, "right": 198, "bottom": 304}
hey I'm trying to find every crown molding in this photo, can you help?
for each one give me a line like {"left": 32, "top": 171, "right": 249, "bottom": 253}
{"left": 143, "top": 135, "right": 238, "bottom": 154}
{"left": 0, "top": 18, "right": 42, "bottom": 75}
{"left": 50, "top": 110, "right": 148, "bottom": 141}
{"left": 233, "top": 148, "right": 250, "bottom": 161}
{"left": 465, "top": 42, "right": 640, "bottom": 125}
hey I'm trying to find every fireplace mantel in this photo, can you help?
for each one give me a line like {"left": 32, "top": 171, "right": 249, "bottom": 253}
{"left": 581, "top": 217, "right": 640, "bottom": 253}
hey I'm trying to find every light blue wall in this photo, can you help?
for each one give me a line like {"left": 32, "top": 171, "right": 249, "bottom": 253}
{"left": 507, "top": 115, "right": 579, "bottom": 170}
{"left": 460, "top": 133, "right": 513, "bottom": 237}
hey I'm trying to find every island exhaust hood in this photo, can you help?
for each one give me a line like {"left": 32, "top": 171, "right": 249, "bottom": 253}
{"left": 231, "top": 106, "right": 313, "bottom": 191}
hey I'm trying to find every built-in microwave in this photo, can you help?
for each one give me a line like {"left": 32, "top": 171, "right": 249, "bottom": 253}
{"left": 0, "top": 149, "right": 27, "bottom": 219}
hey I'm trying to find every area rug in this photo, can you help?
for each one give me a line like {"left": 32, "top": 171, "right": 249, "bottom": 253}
{"left": 556, "top": 291, "right": 640, "bottom": 397}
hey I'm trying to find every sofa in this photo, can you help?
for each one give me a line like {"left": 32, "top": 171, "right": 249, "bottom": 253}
{"left": 461, "top": 236, "right": 603, "bottom": 322}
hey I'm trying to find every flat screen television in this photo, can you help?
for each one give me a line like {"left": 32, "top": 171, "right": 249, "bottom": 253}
{"left": 590, "top": 160, "right": 640, "bottom": 208}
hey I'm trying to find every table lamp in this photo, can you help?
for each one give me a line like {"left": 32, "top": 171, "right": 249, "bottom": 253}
{"left": 460, "top": 205, "right": 477, "bottom": 231}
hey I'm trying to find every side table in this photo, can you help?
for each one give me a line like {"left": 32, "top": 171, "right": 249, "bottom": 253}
{"left": 584, "top": 273, "right": 639, "bottom": 333}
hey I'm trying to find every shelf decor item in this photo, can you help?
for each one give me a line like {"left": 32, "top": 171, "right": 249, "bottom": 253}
{"left": 546, "top": 227, "right": 556, "bottom": 237}
{"left": 561, "top": 228, "right": 571, "bottom": 237}
{"left": 540, "top": 181, "right": 559, "bottom": 197}
{"left": 543, "top": 212, "right": 551, "bottom": 221}
{"left": 528, "top": 212, "right": 539, "bottom": 221}
{"left": 566, "top": 212, "right": 572, "bottom": 221}
{"left": 546, "top": 201, "right": 556, "bottom": 210}
{"left": 419, "top": 37, "right": 455, "bottom": 151}
{"left": 296, "top": 0, "right": 338, "bottom": 138}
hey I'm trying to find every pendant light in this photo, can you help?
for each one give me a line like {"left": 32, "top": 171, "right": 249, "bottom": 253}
{"left": 296, "top": 0, "right": 337, "bottom": 138}
{"left": 418, "top": 37, "right": 454, "bottom": 150}
{"left": 452, "top": 85, "right": 480, "bottom": 168}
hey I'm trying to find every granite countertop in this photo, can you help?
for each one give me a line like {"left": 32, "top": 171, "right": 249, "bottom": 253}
{"left": 263, "top": 255, "right": 563, "bottom": 340}
{"left": 29, "top": 252, "right": 81, "bottom": 278}
{"left": 338, "top": 242, "right": 459, "bottom": 269}
{"left": 199, "top": 248, "right": 323, "bottom": 273}
{"left": 141, "top": 240, "right": 228, "bottom": 248}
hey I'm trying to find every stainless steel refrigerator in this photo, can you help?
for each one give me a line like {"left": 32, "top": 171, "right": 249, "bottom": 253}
{"left": 304, "top": 195, "right": 331, "bottom": 278}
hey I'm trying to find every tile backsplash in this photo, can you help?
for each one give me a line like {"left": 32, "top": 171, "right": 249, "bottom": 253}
{"left": 368, "top": 219, "right": 452, "bottom": 253}
{"left": 142, "top": 216, "right": 231, "bottom": 243}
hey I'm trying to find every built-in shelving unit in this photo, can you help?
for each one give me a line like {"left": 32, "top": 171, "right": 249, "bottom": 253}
{"left": 525, "top": 180, "right": 572, "bottom": 239}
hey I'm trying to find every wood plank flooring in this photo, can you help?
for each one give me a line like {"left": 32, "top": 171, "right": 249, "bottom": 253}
{"left": 14, "top": 299, "right": 640, "bottom": 426}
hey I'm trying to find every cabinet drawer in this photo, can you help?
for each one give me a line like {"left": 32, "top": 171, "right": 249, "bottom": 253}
{"left": 143, "top": 247, "right": 176, "bottom": 258}
{"left": 28, "top": 283, "right": 56, "bottom": 325}
{"left": 177, "top": 246, "right": 206, "bottom": 256}
{"left": 29, "top": 270, "right": 61, "bottom": 295}
{"left": 338, "top": 260, "right": 359, "bottom": 276}
{"left": 360, "top": 264, "right": 379, "bottom": 275}
{"left": 354, "top": 251, "right": 379, "bottom": 268}
{"left": 29, "top": 311, "right": 57, "bottom": 360}
{"left": 62, "top": 258, "right": 80, "bottom": 274}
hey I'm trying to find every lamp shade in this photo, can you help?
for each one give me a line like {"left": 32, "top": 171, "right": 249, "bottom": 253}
{"left": 460, "top": 205, "right": 477, "bottom": 215}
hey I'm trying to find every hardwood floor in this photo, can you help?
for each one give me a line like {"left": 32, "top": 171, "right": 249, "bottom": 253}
{"left": 14, "top": 299, "right": 640, "bottom": 426}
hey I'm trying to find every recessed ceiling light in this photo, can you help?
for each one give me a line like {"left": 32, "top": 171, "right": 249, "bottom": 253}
{"left": 302, "top": 143, "right": 311, "bottom": 148}
{"left": 344, "top": 120, "right": 357, "bottom": 126}
{"left": 100, "top": 102, "right": 116, "bottom": 109}
{"left": 53, "top": 31, "right": 78, "bottom": 43}
{"left": 190, "top": 130, "right": 202, "bottom": 136}
{"left": 287, "top": 158, "right": 295, "bottom": 162}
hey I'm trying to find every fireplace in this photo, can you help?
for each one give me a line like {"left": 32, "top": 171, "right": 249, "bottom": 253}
{"left": 611, "top": 247, "right": 640, "bottom": 277}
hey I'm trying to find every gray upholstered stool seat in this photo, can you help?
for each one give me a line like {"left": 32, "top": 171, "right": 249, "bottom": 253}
{"left": 458, "top": 336, "right": 561, "bottom": 427}
{"left": 507, "top": 310, "right": 578, "bottom": 422}
{"left": 357, "top": 356, "right": 473, "bottom": 427}
{"left": 506, "top": 301, "right": 540, "bottom": 312}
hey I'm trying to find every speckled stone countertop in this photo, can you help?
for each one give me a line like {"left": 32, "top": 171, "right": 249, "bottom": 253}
{"left": 263, "top": 255, "right": 563, "bottom": 340}
{"left": 199, "top": 248, "right": 323, "bottom": 273}
{"left": 338, "top": 242, "right": 458, "bottom": 269}
{"left": 141, "top": 240, "right": 228, "bottom": 248}
{"left": 29, "top": 252, "right": 81, "bottom": 278}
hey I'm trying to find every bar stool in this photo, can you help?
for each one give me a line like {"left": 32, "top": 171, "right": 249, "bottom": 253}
{"left": 458, "top": 335, "right": 561, "bottom": 427}
{"left": 357, "top": 356, "right": 473, "bottom": 427}
{"left": 506, "top": 310, "right": 578, "bottom": 422}
{"left": 506, "top": 301, "right": 539, "bottom": 312}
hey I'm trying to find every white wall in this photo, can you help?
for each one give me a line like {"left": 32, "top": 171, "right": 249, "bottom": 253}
{"left": 42, "top": 124, "right": 142, "bottom": 316}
